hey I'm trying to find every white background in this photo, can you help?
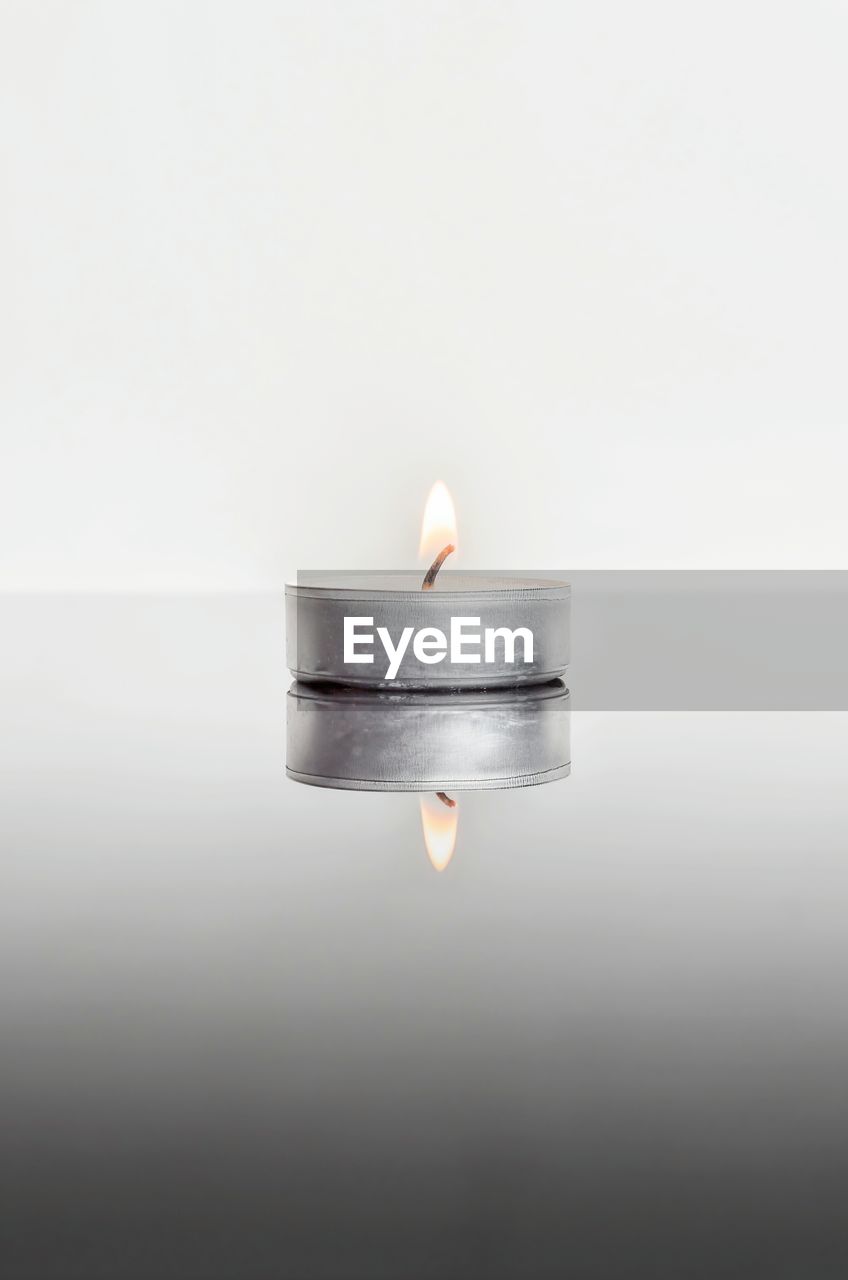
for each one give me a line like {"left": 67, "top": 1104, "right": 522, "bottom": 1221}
{"left": 2, "top": 0, "right": 846, "bottom": 588}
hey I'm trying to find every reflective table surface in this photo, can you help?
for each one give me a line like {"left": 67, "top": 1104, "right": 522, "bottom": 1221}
{"left": 2, "top": 596, "right": 847, "bottom": 1279}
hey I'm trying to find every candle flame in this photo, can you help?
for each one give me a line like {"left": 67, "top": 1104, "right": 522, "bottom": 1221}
{"left": 419, "top": 481, "right": 458, "bottom": 561}
{"left": 419, "top": 793, "right": 458, "bottom": 872}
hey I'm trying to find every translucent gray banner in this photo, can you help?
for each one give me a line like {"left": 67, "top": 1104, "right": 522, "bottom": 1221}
{"left": 566, "top": 570, "right": 848, "bottom": 709}
{"left": 290, "top": 571, "right": 848, "bottom": 709}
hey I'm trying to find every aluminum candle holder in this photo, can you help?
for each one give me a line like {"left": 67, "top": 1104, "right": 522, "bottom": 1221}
{"left": 286, "top": 571, "right": 570, "bottom": 690}
{"left": 286, "top": 679, "right": 571, "bottom": 791}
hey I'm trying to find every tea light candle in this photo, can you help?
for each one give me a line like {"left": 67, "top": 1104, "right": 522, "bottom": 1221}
{"left": 286, "top": 484, "right": 570, "bottom": 690}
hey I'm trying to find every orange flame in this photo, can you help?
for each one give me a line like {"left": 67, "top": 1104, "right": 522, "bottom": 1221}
{"left": 419, "top": 481, "right": 458, "bottom": 562}
{"left": 419, "top": 793, "right": 458, "bottom": 872}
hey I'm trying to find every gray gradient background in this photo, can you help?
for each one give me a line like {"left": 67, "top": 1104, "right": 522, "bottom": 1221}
{"left": 2, "top": 596, "right": 847, "bottom": 1277}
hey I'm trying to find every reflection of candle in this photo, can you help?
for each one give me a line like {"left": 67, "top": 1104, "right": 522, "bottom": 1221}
{"left": 286, "top": 484, "right": 570, "bottom": 689}
{"left": 419, "top": 792, "right": 458, "bottom": 872}
{"left": 286, "top": 680, "right": 571, "bottom": 790}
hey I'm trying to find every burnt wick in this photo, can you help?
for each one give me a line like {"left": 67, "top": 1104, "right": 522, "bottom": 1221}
{"left": 421, "top": 543, "right": 455, "bottom": 590}
{"left": 436, "top": 792, "right": 457, "bottom": 808}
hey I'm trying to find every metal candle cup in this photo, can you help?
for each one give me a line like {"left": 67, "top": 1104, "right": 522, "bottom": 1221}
{"left": 286, "top": 679, "right": 571, "bottom": 791}
{"left": 286, "top": 572, "right": 570, "bottom": 690}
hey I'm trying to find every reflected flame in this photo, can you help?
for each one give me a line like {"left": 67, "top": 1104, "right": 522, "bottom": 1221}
{"left": 419, "top": 793, "right": 458, "bottom": 872}
{"left": 419, "top": 481, "right": 458, "bottom": 561}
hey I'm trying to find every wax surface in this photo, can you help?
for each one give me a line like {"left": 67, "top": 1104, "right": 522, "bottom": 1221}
{"left": 291, "top": 570, "right": 569, "bottom": 594}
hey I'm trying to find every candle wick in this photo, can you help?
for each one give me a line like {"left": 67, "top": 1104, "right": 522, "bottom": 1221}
{"left": 436, "top": 791, "right": 456, "bottom": 808}
{"left": 421, "top": 543, "right": 455, "bottom": 590}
